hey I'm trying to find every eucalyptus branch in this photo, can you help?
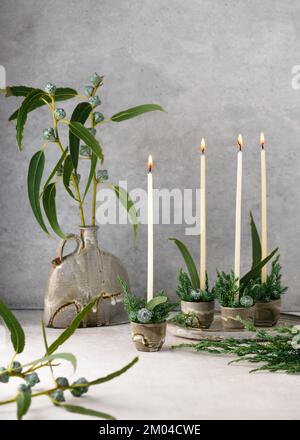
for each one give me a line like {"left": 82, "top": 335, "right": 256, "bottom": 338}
{"left": 4, "top": 74, "right": 164, "bottom": 239}
{"left": 0, "top": 296, "right": 138, "bottom": 419}
{"left": 50, "top": 98, "right": 86, "bottom": 226}
{"left": 90, "top": 109, "right": 98, "bottom": 226}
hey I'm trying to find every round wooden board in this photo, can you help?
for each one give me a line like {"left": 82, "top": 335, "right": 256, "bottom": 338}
{"left": 167, "top": 312, "right": 300, "bottom": 341}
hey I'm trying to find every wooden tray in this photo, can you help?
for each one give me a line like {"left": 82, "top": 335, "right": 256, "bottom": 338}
{"left": 167, "top": 312, "right": 300, "bottom": 341}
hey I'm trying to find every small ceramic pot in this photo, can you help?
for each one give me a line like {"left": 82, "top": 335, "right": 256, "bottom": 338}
{"left": 221, "top": 306, "right": 255, "bottom": 330}
{"left": 254, "top": 298, "right": 281, "bottom": 327}
{"left": 130, "top": 322, "right": 166, "bottom": 352}
{"left": 181, "top": 300, "right": 215, "bottom": 329}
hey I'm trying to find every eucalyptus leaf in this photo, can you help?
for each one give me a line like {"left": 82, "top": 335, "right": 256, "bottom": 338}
{"left": 63, "top": 155, "right": 77, "bottom": 200}
{"left": 83, "top": 153, "right": 97, "bottom": 201}
{"left": 240, "top": 248, "right": 278, "bottom": 291}
{"left": 0, "top": 299, "right": 25, "bottom": 353}
{"left": 111, "top": 104, "right": 165, "bottom": 122}
{"left": 46, "top": 295, "right": 102, "bottom": 355}
{"left": 60, "top": 404, "right": 115, "bottom": 420}
{"left": 169, "top": 238, "right": 200, "bottom": 289}
{"left": 42, "top": 147, "right": 68, "bottom": 195}
{"left": 89, "top": 356, "right": 138, "bottom": 386}
{"left": 22, "top": 352, "right": 77, "bottom": 372}
{"left": 42, "top": 183, "right": 66, "bottom": 239}
{"left": 41, "top": 321, "right": 50, "bottom": 355}
{"left": 8, "top": 87, "right": 77, "bottom": 122}
{"left": 147, "top": 296, "right": 168, "bottom": 311}
{"left": 5, "top": 85, "right": 33, "bottom": 97}
{"left": 69, "top": 121, "right": 104, "bottom": 164}
{"left": 16, "top": 89, "right": 48, "bottom": 150}
{"left": 111, "top": 185, "right": 138, "bottom": 240}
{"left": 27, "top": 150, "right": 49, "bottom": 234}
{"left": 16, "top": 391, "right": 31, "bottom": 420}
{"left": 250, "top": 212, "right": 261, "bottom": 268}
{"left": 69, "top": 102, "right": 92, "bottom": 169}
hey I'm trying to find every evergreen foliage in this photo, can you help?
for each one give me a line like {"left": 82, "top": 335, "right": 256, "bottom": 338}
{"left": 119, "top": 278, "right": 178, "bottom": 323}
{"left": 172, "top": 322, "right": 300, "bottom": 374}
{"left": 176, "top": 270, "right": 214, "bottom": 302}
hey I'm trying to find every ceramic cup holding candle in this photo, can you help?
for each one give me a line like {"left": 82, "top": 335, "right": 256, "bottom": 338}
{"left": 221, "top": 306, "right": 255, "bottom": 330}
{"left": 254, "top": 299, "right": 281, "bottom": 327}
{"left": 181, "top": 300, "right": 215, "bottom": 329}
{"left": 130, "top": 322, "right": 166, "bottom": 352}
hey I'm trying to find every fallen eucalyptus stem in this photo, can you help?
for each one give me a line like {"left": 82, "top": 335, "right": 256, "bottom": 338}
{"left": 0, "top": 295, "right": 138, "bottom": 419}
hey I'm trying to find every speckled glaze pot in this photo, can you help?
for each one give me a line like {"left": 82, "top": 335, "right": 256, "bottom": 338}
{"left": 221, "top": 306, "right": 255, "bottom": 330}
{"left": 181, "top": 300, "right": 215, "bottom": 329}
{"left": 254, "top": 299, "right": 281, "bottom": 327}
{"left": 130, "top": 322, "right": 166, "bottom": 352}
{"left": 44, "top": 226, "right": 129, "bottom": 328}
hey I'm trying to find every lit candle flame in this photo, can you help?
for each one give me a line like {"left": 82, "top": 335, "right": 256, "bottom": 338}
{"left": 200, "top": 138, "right": 206, "bottom": 153}
{"left": 237, "top": 134, "right": 243, "bottom": 150}
{"left": 148, "top": 154, "right": 153, "bottom": 172}
{"left": 260, "top": 132, "right": 265, "bottom": 148}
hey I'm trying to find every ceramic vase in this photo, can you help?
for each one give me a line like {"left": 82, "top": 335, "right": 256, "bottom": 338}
{"left": 44, "top": 226, "right": 129, "bottom": 328}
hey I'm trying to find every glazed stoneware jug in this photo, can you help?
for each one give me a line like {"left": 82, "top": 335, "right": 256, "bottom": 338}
{"left": 44, "top": 226, "right": 129, "bottom": 328}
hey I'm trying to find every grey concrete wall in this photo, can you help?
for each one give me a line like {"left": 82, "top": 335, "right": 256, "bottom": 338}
{"left": 0, "top": 0, "right": 299, "bottom": 310}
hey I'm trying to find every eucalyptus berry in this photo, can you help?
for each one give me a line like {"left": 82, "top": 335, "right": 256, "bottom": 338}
{"left": 93, "top": 112, "right": 104, "bottom": 124}
{"left": 90, "top": 73, "right": 103, "bottom": 87}
{"left": 56, "top": 377, "right": 69, "bottom": 388}
{"left": 84, "top": 85, "right": 94, "bottom": 97}
{"left": 89, "top": 95, "right": 101, "bottom": 108}
{"left": 96, "top": 169, "right": 109, "bottom": 182}
{"left": 25, "top": 372, "right": 40, "bottom": 387}
{"left": 240, "top": 295, "right": 254, "bottom": 308}
{"left": 137, "top": 308, "right": 153, "bottom": 324}
{"left": 44, "top": 83, "right": 56, "bottom": 96}
{"left": 43, "top": 128, "right": 56, "bottom": 141}
{"left": 11, "top": 361, "right": 22, "bottom": 373}
{"left": 80, "top": 145, "right": 91, "bottom": 157}
{"left": 71, "top": 377, "right": 89, "bottom": 397}
{"left": 18, "top": 384, "right": 31, "bottom": 394}
{"left": 191, "top": 290, "right": 201, "bottom": 301}
{"left": 87, "top": 127, "right": 96, "bottom": 136}
{"left": 50, "top": 389, "right": 65, "bottom": 402}
{"left": 54, "top": 108, "right": 66, "bottom": 121}
{"left": 0, "top": 367, "right": 9, "bottom": 383}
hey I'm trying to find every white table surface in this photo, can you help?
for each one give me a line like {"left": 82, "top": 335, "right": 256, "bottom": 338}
{"left": 0, "top": 310, "right": 299, "bottom": 420}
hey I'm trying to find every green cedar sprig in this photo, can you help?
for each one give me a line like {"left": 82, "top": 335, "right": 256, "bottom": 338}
{"left": 244, "top": 255, "right": 288, "bottom": 302}
{"left": 176, "top": 270, "right": 214, "bottom": 302}
{"left": 172, "top": 322, "right": 300, "bottom": 374}
{"left": 214, "top": 270, "right": 241, "bottom": 307}
{"left": 168, "top": 312, "right": 203, "bottom": 329}
{"left": 119, "top": 278, "right": 178, "bottom": 324}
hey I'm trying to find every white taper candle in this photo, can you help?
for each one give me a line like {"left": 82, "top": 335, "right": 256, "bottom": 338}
{"left": 200, "top": 138, "right": 206, "bottom": 291}
{"left": 147, "top": 155, "right": 154, "bottom": 301}
{"left": 260, "top": 132, "right": 268, "bottom": 283}
{"left": 234, "top": 134, "right": 243, "bottom": 293}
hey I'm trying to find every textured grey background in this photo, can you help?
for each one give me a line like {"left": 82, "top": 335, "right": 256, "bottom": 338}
{"left": 0, "top": 0, "right": 299, "bottom": 311}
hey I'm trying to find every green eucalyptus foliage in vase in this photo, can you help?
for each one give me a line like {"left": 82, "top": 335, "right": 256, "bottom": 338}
{"left": 2, "top": 73, "right": 165, "bottom": 328}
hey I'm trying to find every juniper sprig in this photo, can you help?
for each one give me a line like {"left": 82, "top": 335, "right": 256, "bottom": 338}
{"left": 172, "top": 323, "right": 300, "bottom": 374}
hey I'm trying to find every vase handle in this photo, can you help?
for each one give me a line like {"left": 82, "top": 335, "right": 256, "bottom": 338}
{"left": 55, "top": 234, "right": 83, "bottom": 262}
